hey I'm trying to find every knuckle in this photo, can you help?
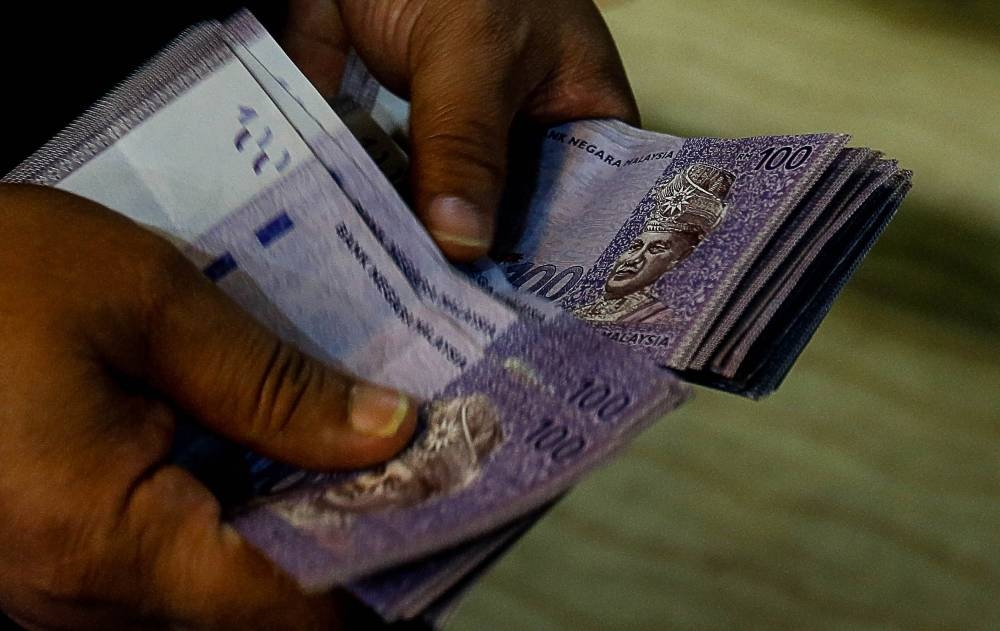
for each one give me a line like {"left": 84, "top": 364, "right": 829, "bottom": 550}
{"left": 585, "top": 82, "right": 639, "bottom": 122}
{"left": 420, "top": 124, "right": 508, "bottom": 183}
{"left": 426, "top": 0, "right": 528, "bottom": 58}
{"left": 247, "top": 341, "right": 324, "bottom": 441}
{"left": 585, "top": 63, "right": 638, "bottom": 109}
{"left": 463, "top": 0, "right": 511, "bottom": 38}
{"left": 535, "top": 63, "right": 639, "bottom": 124}
{"left": 468, "top": 0, "right": 520, "bottom": 32}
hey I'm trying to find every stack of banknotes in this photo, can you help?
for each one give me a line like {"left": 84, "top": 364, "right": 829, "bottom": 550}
{"left": 3, "top": 10, "right": 910, "bottom": 626}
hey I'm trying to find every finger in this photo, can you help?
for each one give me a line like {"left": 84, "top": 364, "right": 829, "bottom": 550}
{"left": 127, "top": 246, "right": 417, "bottom": 471}
{"left": 406, "top": 19, "right": 541, "bottom": 261}
{"left": 520, "top": 4, "right": 641, "bottom": 128}
{"left": 282, "top": 0, "right": 351, "bottom": 98}
{"left": 123, "top": 466, "right": 339, "bottom": 631}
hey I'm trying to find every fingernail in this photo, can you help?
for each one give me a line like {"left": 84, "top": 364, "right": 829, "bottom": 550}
{"left": 427, "top": 195, "right": 492, "bottom": 253}
{"left": 348, "top": 384, "right": 411, "bottom": 438}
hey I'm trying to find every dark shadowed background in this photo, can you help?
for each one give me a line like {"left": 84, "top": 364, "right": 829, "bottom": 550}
{"left": 448, "top": 1, "right": 1000, "bottom": 628}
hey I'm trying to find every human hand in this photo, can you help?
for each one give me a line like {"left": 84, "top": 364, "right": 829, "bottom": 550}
{"left": 283, "top": 0, "right": 639, "bottom": 260}
{"left": 0, "top": 185, "right": 417, "bottom": 630}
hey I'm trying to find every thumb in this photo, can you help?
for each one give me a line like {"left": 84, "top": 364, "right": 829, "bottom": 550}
{"left": 134, "top": 250, "right": 418, "bottom": 471}
{"left": 408, "top": 36, "right": 531, "bottom": 261}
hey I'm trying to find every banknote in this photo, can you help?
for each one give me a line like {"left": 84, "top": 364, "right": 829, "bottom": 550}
{"left": 224, "top": 15, "right": 563, "bottom": 330}
{"left": 235, "top": 10, "right": 911, "bottom": 614}
{"left": 687, "top": 147, "right": 880, "bottom": 371}
{"left": 217, "top": 17, "right": 572, "bottom": 616}
{"left": 478, "top": 123, "right": 907, "bottom": 396}
{"left": 236, "top": 19, "right": 912, "bottom": 612}
{"left": 330, "top": 66, "right": 910, "bottom": 397}
{"left": 6, "top": 8, "right": 912, "bottom": 623}
{"left": 221, "top": 21, "right": 534, "bottom": 342}
{"left": 4, "top": 17, "right": 687, "bottom": 593}
{"left": 694, "top": 159, "right": 909, "bottom": 380}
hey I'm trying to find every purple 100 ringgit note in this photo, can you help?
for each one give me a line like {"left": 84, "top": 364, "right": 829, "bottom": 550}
{"left": 489, "top": 122, "right": 848, "bottom": 367}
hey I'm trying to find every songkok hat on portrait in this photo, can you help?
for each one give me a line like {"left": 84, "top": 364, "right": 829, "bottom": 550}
{"left": 644, "top": 163, "right": 736, "bottom": 239}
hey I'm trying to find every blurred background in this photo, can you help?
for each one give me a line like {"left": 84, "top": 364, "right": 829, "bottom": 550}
{"left": 448, "top": 0, "right": 1000, "bottom": 628}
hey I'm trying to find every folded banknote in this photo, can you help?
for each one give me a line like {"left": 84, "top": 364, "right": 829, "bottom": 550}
{"left": 3, "top": 8, "right": 910, "bottom": 626}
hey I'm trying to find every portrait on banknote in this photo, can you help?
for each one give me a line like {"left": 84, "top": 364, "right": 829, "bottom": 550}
{"left": 271, "top": 394, "right": 505, "bottom": 528}
{"left": 573, "top": 163, "right": 736, "bottom": 324}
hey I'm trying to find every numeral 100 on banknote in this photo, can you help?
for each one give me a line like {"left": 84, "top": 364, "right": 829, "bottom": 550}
{"left": 754, "top": 144, "right": 814, "bottom": 171}
{"left": 503, "top": 261, "right": 586, "bottom": 300}
{"left": 525, "top": 379, "right": 632, "bottom": 462}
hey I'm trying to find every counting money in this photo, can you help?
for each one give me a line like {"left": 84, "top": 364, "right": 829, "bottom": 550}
{"left": 4, "top": 15, "right": 687, "bottom": 590}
